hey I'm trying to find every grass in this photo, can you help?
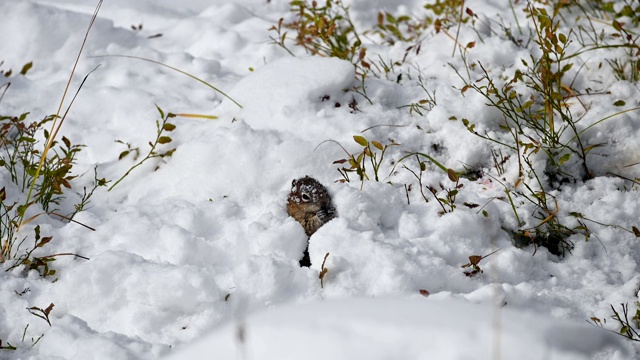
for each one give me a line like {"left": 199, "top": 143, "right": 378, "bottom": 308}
{"left": 1, "top": 0, "right": 103, "bottom": 266}
{"left": 0, "top": 1, "right": 104, "bottom": 351}
{"left": 94, "top": 54, "right": 242, "bottom": 109}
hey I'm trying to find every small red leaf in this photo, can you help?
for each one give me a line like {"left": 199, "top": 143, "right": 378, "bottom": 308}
{"left": 469, "top": 255, "right": 482, "bottom": 266}
{"left": 37, "top": 236, "right": 53, "bottom": 248}
{"left": 44, "top": 303, "right": 55, "bottom": 316}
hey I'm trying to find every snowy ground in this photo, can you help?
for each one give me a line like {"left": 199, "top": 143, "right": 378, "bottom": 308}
{"left": 0, "top": 0, "right": 639, "bottom": 359}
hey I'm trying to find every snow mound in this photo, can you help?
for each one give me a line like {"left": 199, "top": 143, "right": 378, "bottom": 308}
{"left": 221, "top": 56, "right": 355, "bottom": 131}
{"left": 165, "top": 297, "right": 624, "bottom": 360}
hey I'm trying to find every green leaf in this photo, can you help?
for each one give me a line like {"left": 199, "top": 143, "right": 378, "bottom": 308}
{"left": 613, "top": 100, "right": 626, "bottom": 107}
{"left": 353, "top": 135, "right": 368, "bottom": 147}
{"left": 633, "top": 226, "right": 640, "bottom": 237}
{"left": 157, "top": 136, "right": 172, "bottom": 144}
{"left": 371, "top": 140, "right": 383, "bottom": 151}
{"left": 523, "top": 99, "right": 535, "bottom": 109}
{"left": 621, "top": 325, "right": 629, "bottom": 335}
{"left": 20, "top": 62, "right": 33, "bottom": 75}
{"left": 620, "top": 5, "right": 634, "bottom": 17}
{"left": 601, "top": 2, "right": 614, "bottom": 12}
{"left": 612, "top": 20, "right": 622, "bottom": 31}
{"left": 62, "top": 136, "right": 71, "bottom": 149}
{"left": 155, "top": 105, "right": 165, "bottom": 118}
{"left": 558, "top": 33, "right": 567, "bottom": 44}
{"left": 161, "top": 148, "right": 177, "bottom": 157}
{"left": 17, "top": 136, "right": 36, "bottom": 143}
{"left": 583, "top": 143, "right": 606, "bottom": 153}
{"left": 118, "top": 151, "right": 130, "bottom": 160}
{"left": 558, "top": 153, "right": 571, "bottom": 165}
{"left": 162, "top": 123, "right": 176, "bottom": 131}
{"left": 25, "top": 166, "right": 37, "bottom": 177}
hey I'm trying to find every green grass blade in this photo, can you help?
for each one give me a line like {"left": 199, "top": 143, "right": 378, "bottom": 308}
{"left": 94, "top": 55, "right": 243, "bottom": 109}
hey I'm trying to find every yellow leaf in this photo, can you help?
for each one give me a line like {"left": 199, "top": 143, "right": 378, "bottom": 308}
{"left": 353, "top": 135, "right": 368, "bottom": 147}
{"left": 174, "top": 113, "right": 218, "bottom": 120}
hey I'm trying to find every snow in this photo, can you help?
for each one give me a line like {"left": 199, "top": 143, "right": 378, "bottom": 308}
{"left": 0, "top": 0, "right": 638, "bottom": 359}
{"left": 164, "top": 297, "right": 624, "bottom": 360}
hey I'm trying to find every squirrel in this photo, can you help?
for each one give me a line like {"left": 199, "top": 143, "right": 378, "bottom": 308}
{"left": 287, "top": 176, "right": 337, "bottom": 267}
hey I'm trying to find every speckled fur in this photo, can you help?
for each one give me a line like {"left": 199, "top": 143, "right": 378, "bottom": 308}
{"left": 287, "top": 176, "right": 336, "bottom": 266}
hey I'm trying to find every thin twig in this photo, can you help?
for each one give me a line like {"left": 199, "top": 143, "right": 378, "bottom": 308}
{"left": 452, "top": 0, "right": 465, "bottom": 57}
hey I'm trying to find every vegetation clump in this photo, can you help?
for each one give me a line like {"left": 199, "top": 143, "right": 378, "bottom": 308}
{"left": 271, "top": 0, "right": 640, "bottom": 262}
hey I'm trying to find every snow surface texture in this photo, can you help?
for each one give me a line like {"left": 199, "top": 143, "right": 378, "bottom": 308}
{"left": 0, "top": 0, "right": 638, "bottom": 359}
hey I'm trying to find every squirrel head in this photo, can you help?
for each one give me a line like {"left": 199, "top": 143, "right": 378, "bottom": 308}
{"left": 288, "top": 176, "right": 332, "bottom": 211}
{"left": 287, "top": 176, "right": 337, "bottom": 240}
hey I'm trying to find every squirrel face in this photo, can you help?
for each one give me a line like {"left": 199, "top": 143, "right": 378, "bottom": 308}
{"left": 287, "top": 176, "right": 336, "bottom": 237}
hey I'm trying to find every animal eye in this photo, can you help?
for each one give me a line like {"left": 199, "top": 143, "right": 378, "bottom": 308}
{"left": 301, "top": 193, "right": 311, "bottom": 202}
